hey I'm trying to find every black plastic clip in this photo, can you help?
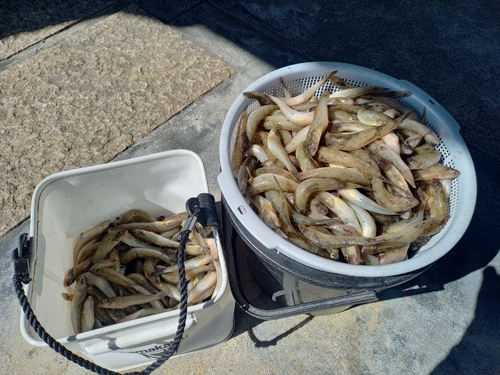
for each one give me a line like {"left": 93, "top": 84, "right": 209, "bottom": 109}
{"left": 13, "top": 233, "right": 32, "bottom": 284}
{"left": 186, "top": 193, "right": 219, "bottom": 228}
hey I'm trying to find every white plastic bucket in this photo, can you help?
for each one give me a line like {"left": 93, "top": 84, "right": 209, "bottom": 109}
{"left": 21, "top": 149, "right": 235, "bottom": 372}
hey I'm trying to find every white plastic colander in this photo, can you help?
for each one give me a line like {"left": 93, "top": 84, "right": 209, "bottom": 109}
{"left": 218, "top": 62, "right": 476, "bottom": 278}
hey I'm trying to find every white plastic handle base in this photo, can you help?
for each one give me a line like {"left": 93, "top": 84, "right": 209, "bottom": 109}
{"left": 82, "top": 314, "right": 196, "bottom": 356}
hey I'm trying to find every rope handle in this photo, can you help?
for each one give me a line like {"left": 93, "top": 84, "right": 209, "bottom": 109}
{"left": 12, "top": 199, "right": 212, "bottom": 375}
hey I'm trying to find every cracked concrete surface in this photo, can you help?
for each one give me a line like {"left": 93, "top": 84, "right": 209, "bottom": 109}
{"left": 0, "top": 1, "right": 499, "bottom": 374}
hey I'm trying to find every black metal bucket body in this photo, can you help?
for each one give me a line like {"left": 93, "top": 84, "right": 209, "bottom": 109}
{"left": 221, "top": 196, "right": 431, "bottom": 320}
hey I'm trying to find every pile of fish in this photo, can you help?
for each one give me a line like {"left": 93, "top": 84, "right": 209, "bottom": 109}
{"left": 63, "top": 209, "right": 221, "bottom": 334}
{"left": 232, "top": 70, "right": 460, "bottom": 266}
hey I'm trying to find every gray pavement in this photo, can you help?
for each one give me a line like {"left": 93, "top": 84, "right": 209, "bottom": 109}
{"left": 1, "top": 1, "right": 499, "bottom": 374}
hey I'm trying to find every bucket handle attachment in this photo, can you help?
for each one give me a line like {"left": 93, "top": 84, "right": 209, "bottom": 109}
{"left": 272, "top": 289, "right": 295, "bottom": 305}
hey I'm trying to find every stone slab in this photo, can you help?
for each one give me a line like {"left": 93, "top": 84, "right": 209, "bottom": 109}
{"left": 0, "top": 5, "right": 234, "bottom": 238}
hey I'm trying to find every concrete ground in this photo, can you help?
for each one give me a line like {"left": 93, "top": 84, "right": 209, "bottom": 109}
{"left": 1, "top": 1, "right": 499, "bottom": 374}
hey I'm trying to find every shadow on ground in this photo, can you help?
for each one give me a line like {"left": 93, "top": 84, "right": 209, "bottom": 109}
{"left": 430, "top": 266, "right": 500, "bottom": 375}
